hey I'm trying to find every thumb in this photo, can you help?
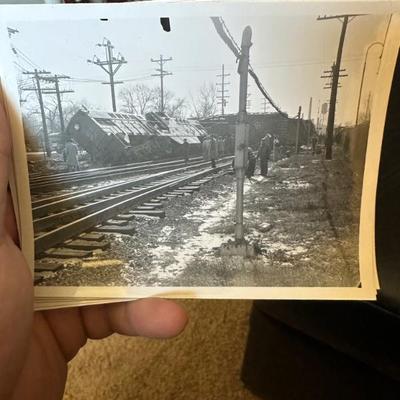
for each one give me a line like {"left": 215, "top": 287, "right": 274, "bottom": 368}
{"left": 0, "top": 102, "right": 33, "bottom": 399}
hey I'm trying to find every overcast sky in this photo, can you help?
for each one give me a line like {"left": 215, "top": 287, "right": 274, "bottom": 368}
{"left": 9, "top": 11, "right": 389, "bottom": 124}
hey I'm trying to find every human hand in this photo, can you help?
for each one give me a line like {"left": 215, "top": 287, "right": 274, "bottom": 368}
{"left": 0, "top": 105, "right": 188, "bottom": 400}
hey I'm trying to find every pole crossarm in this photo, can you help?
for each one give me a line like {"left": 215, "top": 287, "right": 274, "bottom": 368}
{"left": 317, "top": 14, "right": 367, "bottom": 21}
{"left": 23, "top": 71, "right": 74, "bottom": 143}
{"left": 87, "top": 38, "right": 127, "bottom": 112}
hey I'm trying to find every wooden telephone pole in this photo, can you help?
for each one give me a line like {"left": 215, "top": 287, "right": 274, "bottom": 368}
{"left": 23, "top": 69, "right": 51, "bottom": 156}
{"left": 317, "top": 13, "right": 363, "bottom": 159}
{"left": 234, "top": 26, "right": 252, "bottom": 243}
{"left": 39, "top": 75, "right": 74, "bottom": 142}
{"left": 88, "top": 38, "right": 127, "bottom": 112}
{"left": 151, "top": 55, "right": 173, "bottom": 113}
{"left": 216, "top": 64, "right": 230, "bottom": 115}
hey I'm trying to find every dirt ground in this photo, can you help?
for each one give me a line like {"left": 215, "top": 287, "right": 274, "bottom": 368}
{"left": 39, "top": 149, "right": 361, "bottom": 287}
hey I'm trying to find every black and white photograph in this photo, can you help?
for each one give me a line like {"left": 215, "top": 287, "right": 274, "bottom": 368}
{"left": 1, "top": 1, "right": 397, "bottom": 299}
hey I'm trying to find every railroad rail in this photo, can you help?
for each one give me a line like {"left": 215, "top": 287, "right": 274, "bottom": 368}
{"left": 34, "top": 158, "right": 232, "bottom": 257}
{"left": 30, "top": 156, "right": 206, "bottom": 193}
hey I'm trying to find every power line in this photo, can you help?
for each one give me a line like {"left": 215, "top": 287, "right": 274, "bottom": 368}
{"left": 13, "top": 46, "right": 40, "bottom": 69}
{"left": 151, "top": 54, "right": 172, "bottom": 113}
{"left": 87, "top": 37, "right": 127, "bottom": 112}
{"left": 210, "top": 16, "right": 286, "bottom": 117}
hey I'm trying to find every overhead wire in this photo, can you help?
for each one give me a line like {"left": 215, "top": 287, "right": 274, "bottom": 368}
{"left": 210, "top": 16, "right": 286, "bottom": 117}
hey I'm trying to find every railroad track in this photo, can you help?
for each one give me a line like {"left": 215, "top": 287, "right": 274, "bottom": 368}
{"left": 30, "top": 156, "right": 205, "bottom": 194}
{"left": 34, "top": 158, "right": 232, "bottom": 273}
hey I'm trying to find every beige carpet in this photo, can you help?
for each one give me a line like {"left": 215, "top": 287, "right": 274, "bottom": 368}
{"left": 64, "top": 300, "right": 262, "bottom": 400}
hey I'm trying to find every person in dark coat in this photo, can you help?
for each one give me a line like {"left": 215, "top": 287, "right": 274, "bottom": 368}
{"left": 246, "top": 148, "right": 257, "bottom": 180}
{"left": 311, "top": 135, "right": 318, "bottom": 155}
{"left": 182, "top": 138, "right": 189, "bottom": 165}
{"left": 209, "top": 136, "right": 218, "bottom": 168}
{"left": 258, "top": 136, "right": 271, "bottom": 177}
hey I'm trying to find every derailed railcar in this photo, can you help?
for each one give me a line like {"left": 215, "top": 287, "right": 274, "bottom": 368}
{"left": 66, "top": 109, "right": 204, "bottom": 165}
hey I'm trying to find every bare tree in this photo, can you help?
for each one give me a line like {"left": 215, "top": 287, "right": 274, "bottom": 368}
{"left": 44, "top": 96, "right": 60, "bottom": 133}
{"left": 119, "top": 84, "right": 158, "bottom": 114}
{"left": 191, "top": 83, "right": 217, "bottom": 119}
{"left": 63, "top": 99, "right": 91, "bottom": 125}
{"left": 165, "top": 96, "right": 188, "bottom": 119}
{"left": 154, "top": 89, "right": 188, "bottom": 118}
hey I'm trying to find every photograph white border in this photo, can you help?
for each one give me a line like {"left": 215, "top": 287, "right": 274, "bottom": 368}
{"left": 1, "top": 1, "right": 398, "bottom": 301}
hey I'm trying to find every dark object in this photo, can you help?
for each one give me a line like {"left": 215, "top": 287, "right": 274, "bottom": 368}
{"left": 160, "top": 17, "right": 171, "bottom": 32}
{"left": 258, "top": 137, "right": 271, "bottom": 176}
{"left": 246, "top": 150, "right": 256, "bottom": 179}
{"left": 241, "top": 51, "right": 400, "bottom": 400}
{"left": 311, "top": 136, "right": 317, "bottom": 155}
{"left": 242, "top": 301, "right": 400, "bottom": 400}
{"left": 182, "top": 139, "right": 189, "bottom": 164}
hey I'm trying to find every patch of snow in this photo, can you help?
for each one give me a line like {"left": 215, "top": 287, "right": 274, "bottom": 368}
{"left": 147, "top": 189, "right": 238, "bottom": 281}
{"left": 274, "top": 180, "right": 311, "bottom": 190}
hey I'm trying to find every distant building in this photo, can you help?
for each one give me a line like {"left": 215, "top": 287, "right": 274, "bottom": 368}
{"left": 200, "top": 112, "right": 315, "bottom": 151}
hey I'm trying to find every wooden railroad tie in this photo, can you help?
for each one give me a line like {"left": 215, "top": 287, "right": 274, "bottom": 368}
{"left": 143, "top": 202, "right": 163, "bottom": 208}
{"left": 79, "top": 232, "right": 105, "bottom": 241}
{"left": 93, "top": 224, "right": 136, "bottom": 235}
{"left": 105, "top": 219, "right": 128, "bottom": 226}
{"left": 131, "top": 209, "right": 165, "bottom": 218}
{"left": 64, "top": 239, "right": 110, "bottom": 251}
{"left": 35, "top": 260, "right": 64, "bottom": 272}
{"left": 43, "top": 248, "right": 93, "bottom": 259}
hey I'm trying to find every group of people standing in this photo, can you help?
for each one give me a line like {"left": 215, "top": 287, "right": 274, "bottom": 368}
{"left": 245, "top": 134, "right": 273, "bottom": 180}
{"left": 188, "top": 133, "right": 277, "bottom": 178}
{"left": 201, "top": 136, "right": 226, "bottom": 168}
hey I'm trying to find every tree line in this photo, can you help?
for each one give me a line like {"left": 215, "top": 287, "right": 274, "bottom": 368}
{"left": 21, "top": 81, "right": 219, "bottom": 142}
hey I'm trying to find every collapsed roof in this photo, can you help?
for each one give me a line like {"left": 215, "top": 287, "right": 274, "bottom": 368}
{"left": 81, "top": 110, "right": 205, "bottom": 145}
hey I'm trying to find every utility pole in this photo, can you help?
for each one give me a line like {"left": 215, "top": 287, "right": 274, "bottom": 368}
{"left": 246, "top": 91, "right": 252, "bottom": 110}
{"left": 234, "top": 26, "right": 252, "bottom": 244}
{"left": 22, "top": 69, "right": 52, "bottom": 157}
{"left": 39, "top": 74, "right": 74, "bottom": 142}
{"left": 321, "top": 63, "right": 347, "bottom": 90}
{"left": 216, "top": 64, "right": 230, "bottom": 115}
{"left": 295, "top": 106, "right": 302, "bottom": 154}
{"left": 151, "top": 54, "right": 172, "bottom": 113}
{"left": 88, "top": 38, "right": 127, "bottom": 112}
{"left": 261, "top": 98, "right": 268, "bottom": 113}
{"left": 307, "top": 97, "right": 313, "bottom": 148}
{"left": 317, "top": 13, "right": 363, "bottom": 159}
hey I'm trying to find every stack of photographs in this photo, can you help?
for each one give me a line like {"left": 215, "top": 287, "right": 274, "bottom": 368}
{"left": 1, "top": 0, "right": 399, "bottom": 310}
